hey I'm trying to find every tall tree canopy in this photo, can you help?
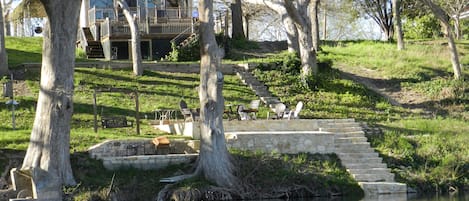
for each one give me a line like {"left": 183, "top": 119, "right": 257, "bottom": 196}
{"left": 355, "top": 0, "right": 394, "bottom": 41}
{"left": 419, "top": 0, "right": 462, "bottom": 79}
{"left": 439, "top": 0, "right": 469, "bottom": 40}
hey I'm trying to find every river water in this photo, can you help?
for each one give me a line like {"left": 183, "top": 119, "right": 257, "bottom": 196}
{"left": 254, "top": 193, "right": 469, "bottom": 201}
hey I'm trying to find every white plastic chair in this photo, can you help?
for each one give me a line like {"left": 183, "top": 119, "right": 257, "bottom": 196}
{"left": 283, "top": 101, "right": 303, "bottom": 120}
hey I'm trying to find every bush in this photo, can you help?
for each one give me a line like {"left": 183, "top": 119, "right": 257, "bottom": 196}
{"left": 403, "top": 15, "right": 441, "bottom": 39}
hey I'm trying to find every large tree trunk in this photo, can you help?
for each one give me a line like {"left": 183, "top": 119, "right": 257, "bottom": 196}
{"left": 117, "top": 0, "right": 143, "bottom": 76}
{"left": 195, "top": 0, "right": 237, "bottom": 188}
{"left": 284, "top": 0, "right": 317, "bottom": 82}
{"left": 21, "top": 0, "right": 81, "bottom": 200}
{"left": 392, "top": 0, "right": 404, "bottom": 50}
{"left": 311, "top": 0, "right": 320, "bottom": 51}
{"left": 231, "top": 0, "right": 245, "bottom": 39}
{"left": 420, "top": 0, "right": 462, "bottom": 79}
{"left": 0, "top": 2, "right": 8, "bottom": 76}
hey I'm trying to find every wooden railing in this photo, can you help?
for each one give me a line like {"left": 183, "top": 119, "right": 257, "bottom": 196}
{"left": 100, "top": 18, "right": 192, "bottom": 39}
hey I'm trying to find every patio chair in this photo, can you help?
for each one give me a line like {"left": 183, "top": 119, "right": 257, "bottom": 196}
{"left": 267, "top": 103, "right": 286, "bottom": 119}
{"left": 237, "top": 104, "right": 250, "bottom": 120}
{"left": 179, "top": 100, "right": 199, "bottom": 122}
{"left": 243, "top": 100, "right": 260, "bottom": 120}
{"left": 283, "top": 101, "right": 303, "bottom": 120}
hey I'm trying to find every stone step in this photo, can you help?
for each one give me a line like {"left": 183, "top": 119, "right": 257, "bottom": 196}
{"left": 358, "top": 182, "right": 407, "bottom": 195}
{"left": 337, "top": 152, "right": 379, "bottom": 158}
{"left": 344, "top": 162, "right": 388, "bottom": 169}
{"left": 347, "top": 168, "right": 392, "bottom": 175}
{"left": 318, "top": 122, "right": 362, "bottom": 128}
{"left": 322, "top": 127, "right": 364, "bottom": 133}
{"left": 256, "top": 92, "right": 272, "bottom": 97}
{"left": 249, "top": 85, "right": 267, "bottom": 91}
{"left": 335, "top": 141, "right": 371, "bottom": 148}
{"left": 352, "top": 173, "right": 395, "bottom": 182}
{"left": 335, "top": 146, "right": 375, "bottom": 153}
{"left": 340, "top": 157, "right": 382, "bottom": 164}
{"left": 335, "top": 136, "right": 368, "bottom": 144}
{"left": 334, "top": 131, "right": 366, "bottom": 137}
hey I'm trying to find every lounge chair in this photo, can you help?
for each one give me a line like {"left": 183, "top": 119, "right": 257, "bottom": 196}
{"left": 179, "top": 100, "right": 199, "bottom": 122}
{"left": 268, "top": 103, "right": 286, "bottom": 119}
{"left": 237, "top": 105, "right": 250, "bottom": 120}
{"left": 244, "top": 100, "right": 260, "bottom": 120}
{"left": 283, "top": 101, "right": 303, "bottom": 120}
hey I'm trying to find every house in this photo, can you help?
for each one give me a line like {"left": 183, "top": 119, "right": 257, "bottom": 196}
{"left": 78, "top": 0, "right": 196, "bottom": 60}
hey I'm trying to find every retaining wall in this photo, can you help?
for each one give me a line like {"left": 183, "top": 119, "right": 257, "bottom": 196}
{"left": 226, "top": 131, "right": 334, "bottom": 154}
{"left": 88, "top": 139, "right": 199, "bottom": 170}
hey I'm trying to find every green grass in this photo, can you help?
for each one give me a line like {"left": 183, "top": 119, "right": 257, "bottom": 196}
{"left": 251, "top": 40, "right": 469, "bottom": 193}
{"left": 0, "top": 67, "right": 262, "bottom": 151}
{"left": 371, "top": 118, "right": 469, "bottom": 192}
{"left": 3, "top": 37, "right": 469, "bottom": 196}
{"left": 5, "top": 37, "right": 43, "bottom": 67}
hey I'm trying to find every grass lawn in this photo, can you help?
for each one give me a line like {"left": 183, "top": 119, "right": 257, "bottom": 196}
{"left": 2, "top": 37, "right": 468, "bottom": 198}
{"left": 251, "top": 40, "right": 469, "bottom": 193}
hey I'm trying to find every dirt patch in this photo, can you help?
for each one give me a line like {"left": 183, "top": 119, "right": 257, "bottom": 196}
{"left": 12, "top": 81, "right": 32, "bottom": 97}
{"left": 335, "top": 65, "right": 433, "bottom": 115}
{"left": 230, "top": 41, "right": 288, "bottom": 58}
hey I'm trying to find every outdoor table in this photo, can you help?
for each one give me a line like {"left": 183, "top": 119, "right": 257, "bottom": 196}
{"left": 154, "top": 109, "right": 177, "bottom": 124}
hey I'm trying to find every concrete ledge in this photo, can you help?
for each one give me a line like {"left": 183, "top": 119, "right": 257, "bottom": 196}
{"left": 359, "top": 182, "right": 407, "bottom": 195}
{"left": 158, "top": 119, "right": 358, "bottom": 140}
{"left": 101, "top": 154, "right": 198, "bottom": 170}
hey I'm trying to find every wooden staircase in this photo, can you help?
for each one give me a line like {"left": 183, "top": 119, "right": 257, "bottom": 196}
{"left": 82, "top": 27, "right": 105, "bottom": 59}
{"left": 177, "top": 33, "right": 198, "bottom": 48}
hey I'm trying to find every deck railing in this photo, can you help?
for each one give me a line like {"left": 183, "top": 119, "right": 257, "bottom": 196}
{"left": 92, "top": 7, "right": 194, "bottom": 39}
{"left": 100, "top": 18, "right": 192, "bottom": 39}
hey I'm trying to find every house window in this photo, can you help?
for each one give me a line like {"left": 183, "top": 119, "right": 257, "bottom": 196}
{"left": 125, "top": 0, "right": 137, "bottom": 7}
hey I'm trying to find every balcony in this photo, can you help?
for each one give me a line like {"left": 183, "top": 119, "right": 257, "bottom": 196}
{"left": 88, "top": 7, "right": 194, "bottom": 39}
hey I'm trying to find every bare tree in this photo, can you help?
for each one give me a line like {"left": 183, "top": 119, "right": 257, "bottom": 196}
{"left": 439, "top": 0, "right": 469, "bottom": 40}
{"left": 231, "top": 0, "right": 245, "bottom": 39}
{"left": 1, "top": 0, "right": 13, "bottom": 36}
{"left": 355, "top": 0, "right": 394, "bottom": 41}
{"left": 392, "top": 0, "right": 404, "bottom": 50}
{"left": 244, "top": 0, "right": 299, "bottom": 52}
{"left": 116, "top": 0, "right": 143, "bottom": 76}
{"left": 284, "top": 0, "right": 318, "bottom": 82}
{"left": 20, "top": 0, "right": 81, "bottom": 200}
{"left": 242, "top": 2, "right": 270, "bottom": 40}
{"left": 0, "top": 1, "right": 8, "bottom": 76}
{"left": 419, "top": 0, "right": 462, "bottom": 79}
{"left": 195, "top": 0, "right": 237, "bottom": 188}
{"left": 311, "top": 0, "right": 320, "bottom": 51}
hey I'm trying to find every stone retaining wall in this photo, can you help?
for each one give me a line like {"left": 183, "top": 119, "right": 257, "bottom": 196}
{"left": 226, "top": 131, "right": 334, "bottom": 154}
{"left": 88, "top": 139, "right": 199, "bottom": 170}
{"left": 101, "top": 154, "right": 198, "bottom": 170}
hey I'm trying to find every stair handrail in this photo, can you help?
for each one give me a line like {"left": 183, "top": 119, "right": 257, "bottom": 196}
{"left": 170, "top": 21, "right": 200, "bottom": 45}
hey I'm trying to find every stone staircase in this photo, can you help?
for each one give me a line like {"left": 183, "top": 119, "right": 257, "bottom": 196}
{"left": 319, "top": 119, "right": 407, "bottom": 195}
{"left": 235, "top": 69, "right": 282, "bottom": 110}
